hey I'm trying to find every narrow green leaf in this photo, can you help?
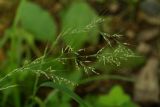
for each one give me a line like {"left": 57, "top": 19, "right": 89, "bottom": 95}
{"left": 40, "top": 82, "right": 88, "bottom": 107}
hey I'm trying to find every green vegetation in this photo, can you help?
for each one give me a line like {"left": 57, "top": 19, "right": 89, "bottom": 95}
{"left": 0, "top": 0, "right": 145, "bottom": 107}
{"left": 81, "top": 85, "right": 138, "bottom": 107}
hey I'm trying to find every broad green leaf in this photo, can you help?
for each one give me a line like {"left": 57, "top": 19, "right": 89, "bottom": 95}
{"left": 97, "top": 85, "right": 137, "bottom": 107}
{"left": 18, "top": 1, "right": 56, "bottom": 41}
{"left": 40, "top": 82, "right": 88, "bottom": 107}
{"left": 62, "top": 1, "right": 99, "bottom": 50}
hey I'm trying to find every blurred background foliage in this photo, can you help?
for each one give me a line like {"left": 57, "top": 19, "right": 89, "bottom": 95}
{"left": 0, "top": 0, "right": 160, "bottom": 107}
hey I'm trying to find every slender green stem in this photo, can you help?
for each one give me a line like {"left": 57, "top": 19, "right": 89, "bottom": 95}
{"left": 79, "top": 75, "right": 135, "bottom": 84}
{"left": 31, "top": 47, "right": 48, "bottom": 106}
{"left": 13, "top": 0, "right": 26, "bottom": 27}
